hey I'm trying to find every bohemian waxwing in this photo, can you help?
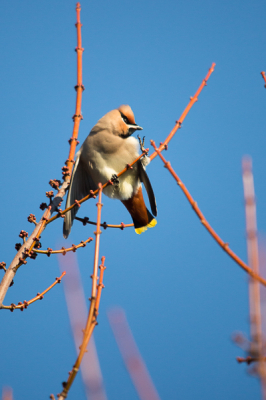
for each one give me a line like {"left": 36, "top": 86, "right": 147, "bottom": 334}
{"left": 63, "top": 105, "right": 157, "bottom": 238}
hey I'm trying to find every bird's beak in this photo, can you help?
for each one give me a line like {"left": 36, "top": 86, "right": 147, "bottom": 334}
{"left": 127, "top": 123, "right": 143, "bottom": 131}
{"left": 126, "top": 124, "right": 143, "bottom": 137}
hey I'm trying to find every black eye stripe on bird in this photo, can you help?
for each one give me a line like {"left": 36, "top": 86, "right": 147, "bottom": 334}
{"left": 63, "top": 104, "right": 157, "bottom": 238}
{"left": 120, "top": 112, "right": 129, "bottom": 124}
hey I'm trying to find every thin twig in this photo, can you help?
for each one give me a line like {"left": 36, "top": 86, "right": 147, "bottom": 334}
{"left": 57, "top": 186, "right": 105, "bottom": 400}
{"left": 1, "top": 272, "right": 66, "bottom": 311}
{"left": 150, "top": 140, "right": 266, "bottom": 287}
{"left": 58, "top": 252, "right": 107, "bottom": 400}
{"left": 64, "top": 2, "right": 84, "bottom": 183}
{"left": 75, "top": 216, "right": 134, "bottom": 230}
{"left": 33, "top": 237, "right": 93, "bottom": 256}
{"left": 261, "top": 72, "right": 266, "bottom": 88}
{"left": 58, "top": 257, "right": 106, "bottom": 400}
{"left": 237, "top": 356, "right": 266, "bottom": 365}
{"left": 149, "top": 63, "right": 216, "bottom": 162}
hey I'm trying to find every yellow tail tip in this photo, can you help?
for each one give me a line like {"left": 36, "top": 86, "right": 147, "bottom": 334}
{"left": 135, "top": 219, "right": 157, "bottom": 235}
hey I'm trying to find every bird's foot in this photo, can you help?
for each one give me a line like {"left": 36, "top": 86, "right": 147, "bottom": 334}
{"left": 111, "top": 174, "right": 119, "bottom": 187}
{"left": 138, "top": 135, "right": 146, "bottom": 153}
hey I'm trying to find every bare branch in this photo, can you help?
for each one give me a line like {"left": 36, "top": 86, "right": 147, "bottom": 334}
{"left": 33, "top": 237, "right": 93, "bottom": 256}
{"left": 150, "top": 141, "right": 266, "bottom": 287}
{"left": 1, "top": 272, "right": 66, "bottom": 311}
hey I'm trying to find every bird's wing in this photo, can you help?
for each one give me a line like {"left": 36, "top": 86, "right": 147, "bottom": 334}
{"left": 63, "top": 152, "right": 97, "bottom": 238}
{"left": 138, "top": 160, "right": 157, "bottom": 217}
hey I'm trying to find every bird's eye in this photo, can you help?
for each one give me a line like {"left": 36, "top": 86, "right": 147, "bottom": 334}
{"left": 121, "top": 113, "right": 129, "bottom": 124}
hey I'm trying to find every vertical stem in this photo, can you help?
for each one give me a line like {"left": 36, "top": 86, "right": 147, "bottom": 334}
{"left": 242, "top": 157, "right": 266, "bottom": 398}
{"left": 92, "top": 184, "right": 103, "bottom": 298}
{"left": 57, "top": 185, "right": 104, "bottom": 400}
{"left": 65, "top": 2, "right": 84, "bottom": 182}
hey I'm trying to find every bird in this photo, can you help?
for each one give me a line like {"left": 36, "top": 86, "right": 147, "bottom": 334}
{"left": 63, "top": 105, "right": 157, "bottom": 238}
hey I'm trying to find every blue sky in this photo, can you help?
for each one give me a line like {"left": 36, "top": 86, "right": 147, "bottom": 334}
{"left": 1, "top": 1, "right": 266, "bottom": 399}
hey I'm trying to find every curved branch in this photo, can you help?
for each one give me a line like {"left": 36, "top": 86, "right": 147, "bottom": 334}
{"left": 1, "top": 272, "right": 66, "bottom": 311}
{"left": 33, "top": 237, "right": 93, "bottom": 256}
{"left": 150, "top": 140, "right": 266, "bottom": 287}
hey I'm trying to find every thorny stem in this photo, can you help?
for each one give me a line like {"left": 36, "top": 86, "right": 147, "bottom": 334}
{"left": 150, "top": 141, "right": 266, "bottom": 287}
{"left": 1, "top": 272, "right": 66, "bottom": 311}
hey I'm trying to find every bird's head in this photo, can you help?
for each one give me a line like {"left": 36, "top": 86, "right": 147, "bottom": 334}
{"left": 114, "top": 105, "right": 143, "bottom": 138}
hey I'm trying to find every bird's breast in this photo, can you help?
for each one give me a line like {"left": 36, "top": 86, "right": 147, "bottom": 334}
{"left": 81, "top": 134, "right": 140, "bottom": 200}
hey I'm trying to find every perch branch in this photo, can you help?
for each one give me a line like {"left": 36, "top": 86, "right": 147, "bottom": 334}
{"left": 1, "top": 272, "right": 65, "bottom": 311}
{"left": 150, "top": 141, "right": 266, "bottom": 287}
{"left": 149, "top": 63, "right": 216, "bottom": 161}
{"left": 47, "top": 149, "right": 148, "bottom": 225}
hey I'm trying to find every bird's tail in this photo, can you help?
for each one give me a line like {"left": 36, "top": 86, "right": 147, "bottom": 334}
{"left": 121, "top": 186, "right": 157, "bottom": 235}
{"left": 133, "top": 209, "right": 157, "bottom": 235}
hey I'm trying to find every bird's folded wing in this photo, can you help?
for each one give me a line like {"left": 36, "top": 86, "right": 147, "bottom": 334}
{"left": 63, "top": 154, "right": 97, "bottom": 238}
{"left": 138, "top": 160, "right": 157, "bottom": 217}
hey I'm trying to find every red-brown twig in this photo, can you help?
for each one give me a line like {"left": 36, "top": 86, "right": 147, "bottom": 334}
{"left": 57, "top": 186, "right": 105, "bottom": 400}
{"left": 64, "top": 2, "right": 84, "bottom": 182}
{"left": 75, "top": 216, "right": 134, "bottom": 230}
{"left": 1, "top": 272, "right": 66, "bottom": 311}
{"left": 150, "top": 140, "right": 266, "bottom": 287}
{"left": 149, "top": 63, "right": 215, "bottom": 162}
{"left": 242, "top": 157, "right": 266, "bottom": 396}
{"left": 261, "top": 72, "right": 266, "bottom": 88}
{"left": 58, "top": 252, "right": 107, "bottom": 400}
{"left": 57, "top": 258, "right": 106, "bottom": 400}
{"left": 237, "top": 356, "right": 266, "bottom": 365}
{"left": 108, "top": 308, "right": 161, "bottom": 400}
{"left": 33, "top": 237, "right": 93, "bottom": 256}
